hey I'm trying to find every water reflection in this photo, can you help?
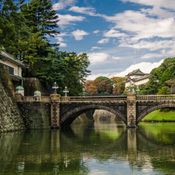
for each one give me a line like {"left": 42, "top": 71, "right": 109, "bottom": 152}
{"left": 0, "top": 123, "right": 175, "bottom": 175}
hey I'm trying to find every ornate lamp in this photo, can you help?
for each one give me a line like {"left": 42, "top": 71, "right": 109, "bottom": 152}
{"left": 52, "top": 82, "right": 58, "bottom": 94}
{"left": 63, "top": 86, "right": 69, "bottom": 97}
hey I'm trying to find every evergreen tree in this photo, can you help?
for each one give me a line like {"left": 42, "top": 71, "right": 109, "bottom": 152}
{"left": 36, "top": 52, "right": 90, "bottom": 95}
{"left": 21, "top": 0, "right": 59, "bottom": 38}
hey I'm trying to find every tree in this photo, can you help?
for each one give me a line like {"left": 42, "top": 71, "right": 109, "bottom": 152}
{"left": 21, "top": 0, "right": 59, "bottom": 38}
{"left": 141, "top": 57, "right": 175, "bottom": 94}
{"left": 0, "top": 0, "right": 90, "bottom": 95}
{"left": 111, "top": 77, "right": 125, "bottom": 95}
{"left": 36, "top": 52, "right": 90, "bottom": 95}
{"left": 94, "top": 76, "right": 113, "bottom": 95}
{"left": 84, "top": 80, "right": 97, "bottom": 95}
{"left": 165, "top": 79, "right": 175, "bottom": 94}
{"left": 158, "top": 86, "right": 169, "bottom": 95}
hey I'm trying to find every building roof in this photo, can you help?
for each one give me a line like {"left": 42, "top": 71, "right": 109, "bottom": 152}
{"left": 0, "top": 51, "right": 25, "bottom": 68}
{"left": 126, "top": 74, "right": 150, "bottom": 83}
{"left": 127, "top": 69, "right": 146, "bottom": 76}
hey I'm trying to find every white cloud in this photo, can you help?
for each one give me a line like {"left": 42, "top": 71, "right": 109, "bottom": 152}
{"left": 52, "top": 0, "right": 76, "bottom": 10}
{"left": 97, "top": 38, "right": 109, "bottom": 44}
{"left": 91, "top": 46, "right": 101, "bottom": 51}
{"left": 104, "top": 28, "right": 126, "bottom": 38}
{"left": 93, "top": 30, "right": 100, "bottom": 34}
{"left": 72, "top": 29, "right": 88, "bottom": 40}
{"left": 69, "top": 6, "right": 96, "bottom": 16}
{"left": 120, "top": 39, "right": 175, "bottom": 51}
{"left": 102, "top": 8, "right": 175, "bottom": 60}
{"left": 112, "top": 56, "right": 121, "bottom": 60}
{"left": 141, "top": 53, "right": 163, "bottom": 60}
{"left": 55, "top": 33, "right": 67, "bottom": 48}
{"left": 87, "top": 52, "right": 110, "bottom": 64}
{"left": 87, "top": 60, "right": 163, "bottom": 80}
{"left": 58, "top": 14, "right": 85, "bottom": 28}
{"left": 141, "top": 7, "right": 175, "bottom": 18}
{"left": 120, "top": 40, "right": 175, "bottom": 51}
{"left": 122, "top": 0, "right": 175, "bottom": 10}
{"left": 116, "top": 60, "right": 163, "bottom": 76}
{"left": 104, "top": 11, "right": 175, "bottom": 40}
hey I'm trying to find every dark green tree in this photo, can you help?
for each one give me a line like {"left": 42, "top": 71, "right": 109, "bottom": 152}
{"left": 36, "top": 52, "right": 90, "bottom": 95}
{"left": 140, "top": 57, "right": 175, "bottom": 94}
{"left": 21, "top": 0, "right": 59, "bottom": 38}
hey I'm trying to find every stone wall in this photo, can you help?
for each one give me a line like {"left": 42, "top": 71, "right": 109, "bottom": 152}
{"left": 0, "top": 80, "right": 24, "bottom": 132}
{"left": 18, "top": 102, "right": 51, "bottom": 129}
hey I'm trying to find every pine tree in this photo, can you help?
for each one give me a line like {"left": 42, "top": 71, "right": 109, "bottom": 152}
{"left": 21, "top": 0, "right": 59, "bottom": 38}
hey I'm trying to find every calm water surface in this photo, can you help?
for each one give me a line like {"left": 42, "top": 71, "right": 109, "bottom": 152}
{"left": 0, "top": 122, "right": 175, "bottom": 175}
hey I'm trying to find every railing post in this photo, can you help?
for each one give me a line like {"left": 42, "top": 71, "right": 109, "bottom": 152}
{"left": 127, "top": 94, "right": 137, "bottom": 128}
{"left": 50, "top": 94, "right": 61, "bottom": 129}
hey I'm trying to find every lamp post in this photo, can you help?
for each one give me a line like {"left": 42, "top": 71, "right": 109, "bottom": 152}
{"left": 52, "top": 82, "right": 58, "bottom": 94}
{"left": 63, "top": 86, "right": 69, "bottom": 97}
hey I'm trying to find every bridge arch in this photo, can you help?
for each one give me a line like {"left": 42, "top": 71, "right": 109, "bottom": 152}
{"left": 137, "top": 103, "right": 175, "bottom": 123}
{"left": 61, "top": 104, "right": 126, "bottom": 127}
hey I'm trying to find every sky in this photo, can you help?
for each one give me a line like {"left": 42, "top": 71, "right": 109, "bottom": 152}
{"left": 52, "top": 0, "right": 175, "bottom": 79}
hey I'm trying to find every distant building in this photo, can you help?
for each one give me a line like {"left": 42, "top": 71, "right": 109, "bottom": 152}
{"left": 125, "top": 69, "right": 150, "bottom": 88}
{"left": 0, "top": 51, "right": 25, "bottom": 81}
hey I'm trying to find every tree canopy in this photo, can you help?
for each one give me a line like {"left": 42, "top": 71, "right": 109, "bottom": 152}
{"left": 85, "top": 76, "right": 125, "bottom": 95}
{"left": 0, "top": 0, "right": 90, "bottom": 95}
{"left": 140, "top": 58, "right": 175, "bottom": 94}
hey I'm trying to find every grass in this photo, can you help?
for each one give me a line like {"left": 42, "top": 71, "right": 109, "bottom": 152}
{"left": 143, "top": 110, "right": 175, "bottom": 121}
{"left": 139, "top": 123, "right": 175, "bottom": 144}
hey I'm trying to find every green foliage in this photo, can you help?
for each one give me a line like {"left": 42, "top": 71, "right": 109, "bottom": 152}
{"left": 94, "top": 76, "right": 113, "bottom": 95}
{"left": 111, "top": 77, "right": 125, "bottom": 95}
{"left": 85, "top": 76, "right": 125, "bottom": 96}
{"left": 0, "top": 0, "right": 90, "bottom": 95}
{"left": 36, "top": 52, "right": 90, "bottom": 95}
{"left": 21, "top": 0, "right": 59, "bottom": 37}
{"left": 141, "top": 57, "right": 175, "bottom": 94}
{"left": 158, "top": 86, "right": 169, "bottom": 95}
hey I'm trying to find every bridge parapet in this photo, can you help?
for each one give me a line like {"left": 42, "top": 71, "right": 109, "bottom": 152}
{"left": 67, "top": 96, "right": 127, "bottom": 103}
{"left": 137, "top": 95, "right": 175, "bottom": 101}
{"left": 16, "top": 95, "right": 127, "bottom": 103}
{"left": 16, "top": 95, "right": 50, "bottom": 103}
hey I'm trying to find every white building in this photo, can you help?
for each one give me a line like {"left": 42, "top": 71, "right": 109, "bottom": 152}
{"left": 0, "top": 51, "right": 25, "bottom": 80}
{"left": 125, "top": 69, "right": 150, "bottom": 88}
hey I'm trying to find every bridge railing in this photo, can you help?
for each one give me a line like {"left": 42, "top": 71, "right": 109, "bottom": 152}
{"left": 68, "top": 95, "right": 127, "bottom": 102}
{"left": 16, "top": 96, "right": 50, "bottom": 103}
{"left": 137, "top": 95, "right": 175, "bottom": 101}
{"left": 16, "top": 95, "right": 127, "bottom": 103}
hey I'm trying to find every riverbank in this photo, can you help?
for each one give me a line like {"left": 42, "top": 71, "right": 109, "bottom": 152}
{"left": 143, "top": 110, "right": 175, "bottom": 122}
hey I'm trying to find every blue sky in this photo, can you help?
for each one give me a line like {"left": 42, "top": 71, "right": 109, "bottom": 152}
{"left": 52, "top": 0, "right": 175, "bottom": 79}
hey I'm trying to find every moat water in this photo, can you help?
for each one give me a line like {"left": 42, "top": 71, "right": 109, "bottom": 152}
{"left": 0, "top": 122, "right": 175, "bottom": 175}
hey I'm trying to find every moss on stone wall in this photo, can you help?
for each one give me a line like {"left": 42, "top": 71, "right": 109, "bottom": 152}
{"left": 0, "top": 81, "right": 25, "bottom": 132}
{"left": 0, "top": 64, "right": 15, "bottom": 98}
{"left": 18, "top": 102, "right": 50, "bottom": 129}
{"left": 0, "top": 65, "right": 25, "bottom": 132}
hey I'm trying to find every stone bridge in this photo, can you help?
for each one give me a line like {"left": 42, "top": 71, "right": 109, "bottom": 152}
{"left": 16, "top": 94, "right": 175, "bottom": 129}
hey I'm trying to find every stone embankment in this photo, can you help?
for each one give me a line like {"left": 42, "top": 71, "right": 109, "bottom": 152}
{"left": 0, "top": 80, "right": 24, "bottom": 132}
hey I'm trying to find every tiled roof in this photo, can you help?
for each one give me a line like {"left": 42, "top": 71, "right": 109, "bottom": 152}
{"left": 127, "top": 69, "right": 145, "bottom": 76}
{"left": 0, "top": 51, "right": 25, "bottom": 68}
{"left": 126, "top": 74, "right": 150, "bottom": 83}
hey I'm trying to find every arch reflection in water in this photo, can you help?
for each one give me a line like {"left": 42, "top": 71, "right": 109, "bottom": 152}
{"left": 0, "top": 123, "right": 175, "bottom": 174}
